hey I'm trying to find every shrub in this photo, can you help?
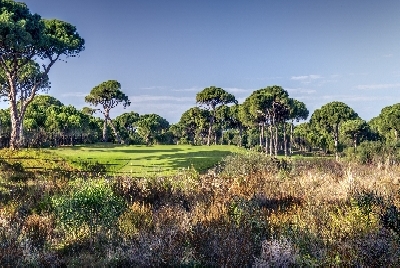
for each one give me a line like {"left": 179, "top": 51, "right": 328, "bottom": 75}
{"left": 220, "top": 151, "right": 291, "bottom": 177}
{"left": 51, "top": 179, "right": 126, "bottom": 236}
{"left": 118, "top": 202, "right": 153, "bottom": 239}
{"left": 21, "top": 214, "right": 54, "bottom": 249}
{"left": 253, "top": 237, "right": 299, "bottom": 267}
{"left": 346, "top": 141, "right": 400, "bottom": 165}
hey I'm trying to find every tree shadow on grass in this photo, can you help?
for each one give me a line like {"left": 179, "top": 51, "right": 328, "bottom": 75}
{"left": 106, "top": 147, "right": 183, "bottom": 154}
{"left": 58, "top": 148, "right": 184, "bottom": 154}
{"left": 129, "top": 149, "right": 234, "bottom": 172}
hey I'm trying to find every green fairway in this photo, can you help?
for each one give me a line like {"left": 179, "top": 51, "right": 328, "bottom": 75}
{"left": 48, "top": 144, "right": 242, "bottom": 175}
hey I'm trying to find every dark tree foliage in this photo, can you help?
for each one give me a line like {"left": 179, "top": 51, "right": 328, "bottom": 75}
{"left": 85, "top": 80, "right": 130, "bottom": 143}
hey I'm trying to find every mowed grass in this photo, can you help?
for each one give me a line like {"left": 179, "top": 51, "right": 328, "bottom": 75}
{"left": 48, "top": 143, "right": 243, "bottom": 175}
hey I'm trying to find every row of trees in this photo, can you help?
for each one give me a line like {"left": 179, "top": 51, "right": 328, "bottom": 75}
{"left": 1, "top": 76, "right": 400, "bottom": 158}
{"left": 169, "top": 85, "right": 309, "bottom": 157}
{"left": 294, "top": 102, "right": 400, "bottom": 160}
{"left": 0, "top": 93, "right": 172, "bottom": 147}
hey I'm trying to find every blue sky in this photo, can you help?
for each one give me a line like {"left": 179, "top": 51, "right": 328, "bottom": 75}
{"left": 17, "top": 0, "right": 400, "bottom": 123}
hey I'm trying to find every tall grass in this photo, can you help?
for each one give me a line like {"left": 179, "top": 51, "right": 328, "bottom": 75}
{"left": 0, "top": 150, "right": 399, "bottom": 266}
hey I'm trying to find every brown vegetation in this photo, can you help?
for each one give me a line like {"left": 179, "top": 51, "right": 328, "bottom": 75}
{"left": 0, "top": 151, "right": 399, "bottom": 266}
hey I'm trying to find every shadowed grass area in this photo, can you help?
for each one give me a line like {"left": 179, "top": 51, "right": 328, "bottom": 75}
{"left": 47, "top": 144, "right": 243, "bottom": 175}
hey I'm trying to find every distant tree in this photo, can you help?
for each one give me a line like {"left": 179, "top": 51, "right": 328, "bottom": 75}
{"left": 340, "top": 119, "right": 369, "bottom": 150}
{"left": 227, "top": 104, "right": 245, "bottom": 146}
{"left": 215, "top": 105, "right": 231, "bottom": 144}
{"left": 293, "top": 122, "right": 311, "bottom": 152}
{"left": 239, "top": 86, "right": 290, "bottom": 156}
{"left": 169, "top": 124, "right": 184, "bottom": 145}
{"left": 114, "top": 111, "right": 140, "bottom": 143}
{"left": 178, "top": 107, "right": 210, "bottom": 145}
{"left": 135, "top": 114, "right": 169, "bottom": 145}
{"left": 196, "top": 86, "right": 236, "bottom": 145}
{"left": 0, "top": 1, "right": 85, "bottom": 149}
{"left": 216, "top": 104, "right": 244, "bottom": 146}
{"left": 288, "top": 99, "right": 309, "bottom": 156}
{"left": 369, "top": 103, "right": 400, "bottom": 143}
{"left": 310, "top": 101, "right": 359, "bottom": 160}
{"left": 84, "top": 80, "right": 130, "bottom": 143}
{"left": 43, "top": 105, "right": 86, "bottom": 134}
{"left": 24, "top": 95, "right": 63, "bottom": 129}
{"left": 81, "top": 107, "right": 96, "bottom": 116}
{"left": 0, "top": 61, "right": 51, "bottom": 145}
{"left": 0, "top": 108, "right": 11, "bottom": 134}
{"left": 239, "top": 91, "right": 269, "bottom": 150}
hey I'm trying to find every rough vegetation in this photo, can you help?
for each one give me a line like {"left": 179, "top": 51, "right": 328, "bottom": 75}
{"left": 1, "top": 149, "right": 399, "bottom": 266}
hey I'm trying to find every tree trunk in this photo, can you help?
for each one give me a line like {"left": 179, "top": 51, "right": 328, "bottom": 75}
{"left": 18, "top": 119, "right": 24, "bottom": 147}
{"left": 191, "top": 132, "right": 195, "bottom": 145}
{"left": 238, "top": 125, "right": 242, "bottom": 147}
{"left": 334, "top": 124, "right": 339, "bottom": 161}
{"left": 354, "top": 137, "right": 357, "bottom": 152}
{"left": 284, "top": 123, "right": 287, "bottom": 157}
{"left": 2, "top": 57, "right": 56, "bottom": 150}
{"left": 8, "top": 79, "right": 20, "bottom": 150}
{"left": 107, "top": 117, "right": 121, "bottom": 144}
{"left": 289, "top": 122, "right": 294, "bottom": 157}
{"left": 103, "top": 118, "right": 107, "bottom": 142}
{"left": 9, "top": 88, "right": 22, "bottom": 150}
{"left": 10, "top": 113, "right": 21, "bottom": 150}
{"left": 207, "top": 115, "right": 214, "bottom": 146}
{"left": 269, "top": 125, "right": 273, "bottom": 157}
{"left": 334, "top": 139, "right": 339, "bottom": 160}
{"left": 274, "top": 125, "right": 278, "bottom": 157}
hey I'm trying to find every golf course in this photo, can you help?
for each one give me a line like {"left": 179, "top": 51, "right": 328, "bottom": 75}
{"left": 48, "top": 144, "right": 242, "bottom": 175}
{"left": 1, "top": 0, "right": 400, "bottom": 266}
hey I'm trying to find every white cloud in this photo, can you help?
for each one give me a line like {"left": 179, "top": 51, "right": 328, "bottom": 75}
{"left": 172, "top": 86, "right": 253, "bottom": 95}
{"left": 383, "top": 54, "right": 393, "bottom": 58}
{"left": 140, "top": 86, "right": 169, "bottom": 90}
{"left": 130, "top": 95, "right": 194, "bottom": 103}
{"left": 291, "top": 76, "right": 308, "bottom": 80}
{"left": 320, "top": 95, "right": 393, "bottom": 102}
{"left": 110, "top": 100, "right": 195, "bottom": 123}
{"left": 61, "top": 92, "right": 87, "bottom": 97}
{"left": 348, "top": 72, "right": 368, "bottom": 76}
{"left": 292, "top": 94, "right": 395, "bottom": 103}
{"left": 354, "top": 83, "right": 400, "bottom": 90}
{"left": 225, "top": 87, "right": 253, "bottom": 93}
{"left": 286, "top": 88, "right": 317, "bottom": 95}
{"left": 244, "top": 76, "right": 283, "bottom": 81}
{"left": 392, "top": 71, "right": 400, "bottom": 77}
{"left": 172, "top": 86, "right": 203, "bottom": 92}
{"left": 291, "top": 75, "right": 321, "bottom": 80}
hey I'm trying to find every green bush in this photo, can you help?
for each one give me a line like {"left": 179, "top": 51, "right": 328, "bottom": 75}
{"left": 220, "top": 151, "right": 291, "bottom": 177}
{"left": 346, "top": 141, "right": 400, "bottom": 164}
{"left": 51, "top": 179, "right": 126, "bottom": 233}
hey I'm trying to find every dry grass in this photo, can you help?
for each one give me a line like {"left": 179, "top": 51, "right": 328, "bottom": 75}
{"left": 1, "top": 151, "right": 400, "bottom": 266}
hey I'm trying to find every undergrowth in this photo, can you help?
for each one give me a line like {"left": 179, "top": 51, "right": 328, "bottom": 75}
{"left": 0, "top": 150, "right": 399, "bottom": 266}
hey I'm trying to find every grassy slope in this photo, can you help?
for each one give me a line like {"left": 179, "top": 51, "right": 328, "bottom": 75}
{"left": 47, "top": 144, "right": 243, "bottom": 175}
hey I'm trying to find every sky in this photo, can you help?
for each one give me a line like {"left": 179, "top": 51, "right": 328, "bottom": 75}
{"left": 15, "top": 0, "right": 400, "bottom": 124}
